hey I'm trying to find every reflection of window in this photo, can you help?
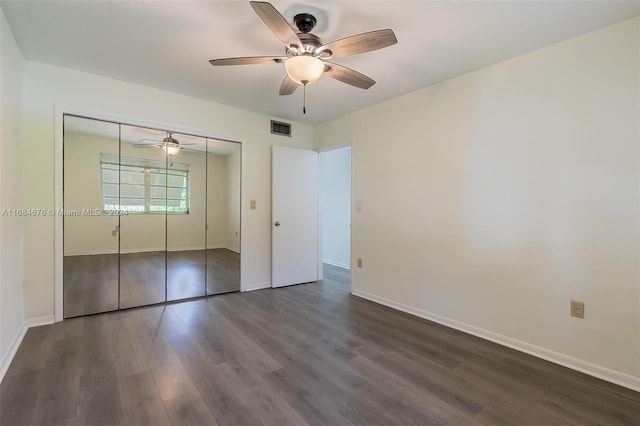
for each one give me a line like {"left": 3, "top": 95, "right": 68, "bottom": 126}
{"left": 100, "top": 154, "right": 189, "bottom": 214}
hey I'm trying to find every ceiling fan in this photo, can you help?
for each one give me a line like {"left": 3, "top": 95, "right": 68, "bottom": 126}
{"left": 209, "top": 1, "right": 398, "bottom": 112}
{"left": 133, "top": 132, "right": 195, "bottom": 156}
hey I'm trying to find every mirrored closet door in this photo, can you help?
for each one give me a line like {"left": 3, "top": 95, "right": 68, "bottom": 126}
{"left": 118, "top": 125, "right": 168, "bottom": 309}
{"left": 62, "top": 115, "right": 241, "bottom": 318}
{"left": 167, "top": 133, "right": 206, "bottom": 302}
{"left": 63, "top": 117, "right": 120, "bottom": 317}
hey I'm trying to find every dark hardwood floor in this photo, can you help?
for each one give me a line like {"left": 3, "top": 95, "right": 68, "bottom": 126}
{"left": 4, "top": 264, "right": 639, "bottom": 425}
{"left": 63, "top": 248, "right": 240, "bottom": 317}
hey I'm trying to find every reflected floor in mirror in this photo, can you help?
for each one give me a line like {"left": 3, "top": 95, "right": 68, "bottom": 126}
{"left": 63, "top": 248, "right": 240, "bottom": 318}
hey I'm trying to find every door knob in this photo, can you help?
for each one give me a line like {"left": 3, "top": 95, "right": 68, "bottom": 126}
{"left": 274, "top": 221, "right": 280, "bottom": 227}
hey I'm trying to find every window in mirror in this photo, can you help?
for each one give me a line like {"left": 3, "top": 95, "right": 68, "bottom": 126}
{"left": 100, "top": 154, "right": 190, "bottom": 214}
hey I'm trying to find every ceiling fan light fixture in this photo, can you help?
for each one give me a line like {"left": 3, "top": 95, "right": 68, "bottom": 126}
{"left": 162, "top": 142, "right": 180, "bottom": 156}
{"left": 284, "top": 55, "right": 324, "bottom": 85}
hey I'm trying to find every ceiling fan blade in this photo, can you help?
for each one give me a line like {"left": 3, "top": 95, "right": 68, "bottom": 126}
{"left": 317, "top": 29, "right": 397, "bottom": 58}
{"left": 324, "top": 62, "right": 375, "bottom": 89}
{"left": 133, "top": 144, "right": 159, "bottom": 149}
{"left": 209, "top": 56, "right": 286, "bottom": 66}
{"left": 250, "top": 1, "right": 302, "bottom": 49}
{"left": 279, "top": 75, "right": 298, "bottom": 96}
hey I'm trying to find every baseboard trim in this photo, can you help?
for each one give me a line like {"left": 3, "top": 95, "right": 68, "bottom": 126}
{"left": 351, "top": 289, "right": 640, "bottom": 392}
{"left": 0, "top": 322, "right": 27, "bottom": 382}
{"left": 65, "top": 246, "right": 239, "bottom": 256}
{"left": 25, "top": 315, "right": 55, "bottom": 328}
{"left": 0, "top": 314, "right": 54, "bottom": 382}
{"left": 242, "top": 282, "right": 271, "bottom": 292}
{"left": 65, "top": 248, "right": 163, "bottom": 256}
{"left": 65, "top": 249, "right": 119, "bottom": 256}
{"left": 169, "top": 247, "right": 208, "bottom": 253}
{"left": 323, "top": 259, "right": 350, "bottom": 270}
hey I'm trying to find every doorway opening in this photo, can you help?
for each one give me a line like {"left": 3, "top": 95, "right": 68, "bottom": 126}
{"left": 319, "top": 146, "right": 352, "bottom": 289}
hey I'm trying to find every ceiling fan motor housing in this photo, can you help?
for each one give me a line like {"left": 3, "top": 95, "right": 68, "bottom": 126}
{"left": 287, "top": 33, "right": 327, "bottom": 56}
{"left": 293, "top": 13, "right": 316, "bottom": 33}
{"left": 163, "top": 135, "right": 179, "bottom": 144}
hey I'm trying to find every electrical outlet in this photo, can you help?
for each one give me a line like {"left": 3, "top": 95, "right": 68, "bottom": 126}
{"left": 571, "top": 300, "right": 585, "bottom": 318}
{"left": 357, "top": 258, "right": 362, "bottom": 268}
{"left": 250, "top": 200, "right": 256, "bottom": 209}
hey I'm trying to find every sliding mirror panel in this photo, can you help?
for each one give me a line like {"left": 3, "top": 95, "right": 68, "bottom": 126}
{"left": 206, "top": 139, "right": 241, "bottom": 295}
{"left": 118, "top": 125, "right": 167, "bottom": 309}
{"left": 63, "top": 115, "right": 120, "bottom": 317}
{"left": 167, "top": 134, "right": 207, "bottom": 301}
{"left": 63, "top": 116, "right": 242, "bottom": 317}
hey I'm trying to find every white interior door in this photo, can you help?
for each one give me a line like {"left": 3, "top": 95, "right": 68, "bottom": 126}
{"left": 272, "top": 145, "right": 319, "bottom": 288}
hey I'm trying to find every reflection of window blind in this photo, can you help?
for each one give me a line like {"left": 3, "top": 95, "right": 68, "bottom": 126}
{"left": 100, "top": 154, "right": 189, "bottom": 213}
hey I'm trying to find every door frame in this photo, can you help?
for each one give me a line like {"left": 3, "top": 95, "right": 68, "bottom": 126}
{"left": 53, "top": 105, "right": 245, "bottom": 321}
{"left": 317, "top": 141, "right": 353, "bottom": 288}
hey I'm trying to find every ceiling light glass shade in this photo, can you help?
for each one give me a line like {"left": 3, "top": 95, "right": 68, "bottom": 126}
{"left": 162, "top": 143, "right": 180, "bottom": 156}
{"left": 284, "top": 55, "right": 324, "bottom": 85}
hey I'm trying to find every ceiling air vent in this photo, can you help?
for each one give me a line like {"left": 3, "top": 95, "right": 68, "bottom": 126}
{"left": 271, "top": 120, "right": 291, "bottom": 137}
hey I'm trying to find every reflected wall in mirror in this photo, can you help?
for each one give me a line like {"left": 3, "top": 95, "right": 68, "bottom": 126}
{"left": 207, "top": 139, "right": 241, "bottom": 295}
{"left": 62, "top": 115, "right": 241, "bottom": 318}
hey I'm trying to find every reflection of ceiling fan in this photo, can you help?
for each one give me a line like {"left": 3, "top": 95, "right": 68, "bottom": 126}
{"left": 133, "top": 132, "right": 194, "bottom": 155}
{"left": 209, "top": 1, "right": 397, "bottom": 112}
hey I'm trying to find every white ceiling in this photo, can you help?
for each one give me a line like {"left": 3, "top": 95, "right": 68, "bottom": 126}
{"left": 3, "top": 1, "right": 639, "bottom": 125}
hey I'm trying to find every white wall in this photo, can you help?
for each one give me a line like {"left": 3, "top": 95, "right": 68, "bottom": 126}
{"left": 0, "top": 9, "right": 26, "bottom": 375}
{"left": 63, "top": 130, "right": 123, "bottom": 254}
{"left": 206, "top": 149, "right": 241, "bottom": 252}
{"left": 20, "top": 60, "right": 314, "bottom": 319}
{"left": 316, "top": 18, "right": 640, "bottom": 386}
{"left": 206, "top": 153, "right": 229, "bottom": 249}
{"left": 319, "top": 147, "right": 351, "bottom": 269}
{"left": 63, "top": 129, "right": 238, "bottom": 255}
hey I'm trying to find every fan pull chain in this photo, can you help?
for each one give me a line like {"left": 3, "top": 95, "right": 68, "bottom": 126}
{"left": 303, "top": 84, "right": 307, "bottom": 114}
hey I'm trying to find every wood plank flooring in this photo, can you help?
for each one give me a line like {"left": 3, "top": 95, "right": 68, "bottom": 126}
{"left": 63, "top": 248, "right": 240, "bottom": 317}
{"left": 4, "top": 264, "right": 639, "bottom": 425}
